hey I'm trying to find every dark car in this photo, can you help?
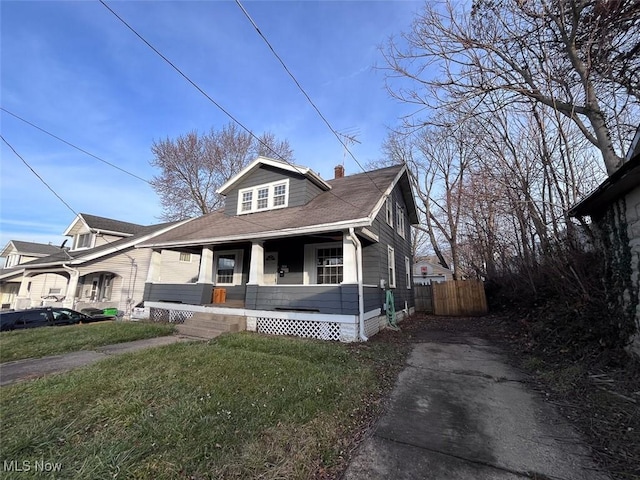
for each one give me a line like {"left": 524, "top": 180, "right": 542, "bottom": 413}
{"left": 0, "top": 307, "right": 90, "bottom": 332}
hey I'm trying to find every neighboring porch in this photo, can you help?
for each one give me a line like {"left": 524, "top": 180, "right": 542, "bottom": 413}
{"left": 12, "top": 269, "right": 125, "bottom": 312}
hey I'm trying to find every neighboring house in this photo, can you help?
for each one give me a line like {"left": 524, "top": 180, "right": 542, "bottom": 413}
{"left": 569, "top": 126, "right": 640, "bottom": 356}
{"left": 138, "top": 158, "right": 420, "bottom": 342}
{"left": 413, "top": 257, "right": 453, "bottom": 285}
{"left": 0, "top": 241, "right": 62, "bottom": 309}
{"left": 0, "top": 213, "right": 188, "bottom": 315}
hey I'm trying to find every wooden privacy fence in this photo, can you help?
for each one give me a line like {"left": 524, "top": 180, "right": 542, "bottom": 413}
{"left": 415, "top": 280, "right": 488, "bottom": 316}
{"left": 414, "top": 285, "right": 434, "bottom": 313}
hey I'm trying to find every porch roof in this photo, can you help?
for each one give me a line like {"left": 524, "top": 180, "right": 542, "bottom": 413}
{"left": 9, "top": 221, "right": 181, "bottom": 269}
{"left": 140, "top": 164, "right": 418, "bottom": 248}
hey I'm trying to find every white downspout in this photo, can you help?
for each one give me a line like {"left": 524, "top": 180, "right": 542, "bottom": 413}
{"left": 349, "top": 228, "right": 367, "bottom": 342}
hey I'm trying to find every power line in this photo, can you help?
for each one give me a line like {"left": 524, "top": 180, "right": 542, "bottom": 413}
{"left": 99, "top": 0, "right": 368, "bottom": 212}
{"left": 1, "top": 107, "right": 150, "bottom": 184}
{"left": 0, "top": 109, "right": 285, "bottom": 234}
{"left": 234, "top": 0, "right": 386, "bottom": 194}
{"left": 1, "top": 134, "right": 79, "bottom": 217}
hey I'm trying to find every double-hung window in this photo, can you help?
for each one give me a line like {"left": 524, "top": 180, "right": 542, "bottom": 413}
{"left": 405, "top": 256, "right": 411, "bottom": 289}
{"left": 74, "top": 233, "right": 92, "bottom": 250}
{"left": 385, "top": 198, "right": 393, "bottom": 226}
{"left": 388, "top": 246, "right": 396, "bottom": 288}
{"left": 214, "top": 250, "right": 243, "bottom": 285}
{"left": 237, "top": 180, "right": 289, "bottom": 214}
{"left": 316, "top": 246, "right": 343, "bottom": 284}
{"left": 396, "top": 203, "right": 406, "bottom": 238}
{"left": 241, "top": 191, "right": 253, "bottom": 212}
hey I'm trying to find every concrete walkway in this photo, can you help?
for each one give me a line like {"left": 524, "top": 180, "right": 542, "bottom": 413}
{"left": 344, "top": 331, "right": 609, "bottom": 480}
{"left": 0, "top": 335, "right": 191, "bottom": 387}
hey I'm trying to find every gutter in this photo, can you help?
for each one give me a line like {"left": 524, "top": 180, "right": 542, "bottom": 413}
{"left": 349, "top": 228, "right": 367, "bottom": 342}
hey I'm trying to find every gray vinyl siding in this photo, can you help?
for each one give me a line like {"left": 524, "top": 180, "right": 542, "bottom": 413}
{"left": 143, "top": 283, "right": 213, "bottom": 305}
{"left": 224, "top": 165, "right": 323, "bottom": 215}
{"left": 262, "top": 238, "right": 305, "bottom": 285}
{"left": 246, "top": 284, "right": 358, "bottom": 315}
{"left": 361, "top": 185, "right": 415, "bottom": 310}
{"left": 363, "top": 286, "right": 381, "bottom": 312}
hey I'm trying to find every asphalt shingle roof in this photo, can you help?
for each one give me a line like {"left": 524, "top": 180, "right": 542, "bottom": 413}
{"left": 17, "top": 221, "right": 177, "bottom": 269}
{"left": 79, "top": 213, "right": 145, "bottom": 235}
{"left": 141, "top": 165, "right": 406, "bottom": 247}
{"left": 8, "top": 241, "right": 61, "bottom": 256}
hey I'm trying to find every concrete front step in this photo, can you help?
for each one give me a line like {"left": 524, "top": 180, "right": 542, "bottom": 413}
{"left": 178, "top": 313, "right": 247, "bottom": 339}
{"left": 177, "top": 324, "right": 224, "bottom": 340}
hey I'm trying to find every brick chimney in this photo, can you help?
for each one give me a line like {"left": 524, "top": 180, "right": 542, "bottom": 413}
{"left": 334, "top": 164, "right": 345, "bottom": 179}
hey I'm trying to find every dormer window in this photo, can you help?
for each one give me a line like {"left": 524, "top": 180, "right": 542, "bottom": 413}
{"left": 73, "top": 233, "right": 93, "bottom": 250}
{"left": 237, "top": 180, "right": 289, "bottom": 214}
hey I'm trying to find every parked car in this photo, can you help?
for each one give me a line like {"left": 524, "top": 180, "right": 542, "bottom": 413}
{"left": 0, "top": 307, "right": 90, "bottom": 332}
{"left": 130, "top": 302, "right": 150, "bottom": 321}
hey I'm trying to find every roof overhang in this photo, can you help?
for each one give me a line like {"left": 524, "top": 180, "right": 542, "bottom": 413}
{"left": 138, "top": 217, "right": 374, "bottom": 249}
{"left": 21, "top": 220, "right": 190, "bottom": 268}
{"left": 569, "top": 149, "right": 640, "bottom": 218}
{"left": 217, "top": 156, "right": 331, "bottom": 195}
{"left": 369, "top": 165, "right": 420, "bottom": 225}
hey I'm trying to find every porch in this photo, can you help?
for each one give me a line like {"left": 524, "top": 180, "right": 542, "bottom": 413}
{"left": 144, "top": 299, "right": 399, "bottom": 342}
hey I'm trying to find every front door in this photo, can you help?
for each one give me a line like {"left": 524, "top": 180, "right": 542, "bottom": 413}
{"left": 264, "top": 252, "right": 278, "bottom": 285}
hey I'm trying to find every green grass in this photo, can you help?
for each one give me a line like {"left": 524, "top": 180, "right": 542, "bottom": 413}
{"left": 0, "top": 321, "right": 176, "bottom": 362}
{"left": 0, "top": 332, "right": 406, "bottom": 479}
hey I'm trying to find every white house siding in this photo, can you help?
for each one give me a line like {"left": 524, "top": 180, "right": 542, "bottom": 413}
{"left": 15, "top": 273, "right": 68, "bottom": 308}
{"left": 94, "top": 234, "right": 126, "bottom": 248}
{"left": 158, "top": 250, "right": 201, "bottom": 283}
{"left": 73, "top": 247, "right": 154, "bottom": 313}
{"left": 625, "top": 187, "right": 640, "bottom": 356}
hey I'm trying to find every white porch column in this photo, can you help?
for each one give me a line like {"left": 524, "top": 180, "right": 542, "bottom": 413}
{"left": 198, "top": 246, "right": 214, "bottom": 283}
{"left": 17, "top": 276, "right": 31, "bottom": 297}
{"left": 63, "top": 270, "right": 80, "bottom": 309}
{"left": 343, "top": 232, "right": 358, "bottom": 283}
{"left": 248, "top": 241, "right": 264, "bottom": 285}
{"left": 146, "top": 250, "right": 162, "bottom": 283}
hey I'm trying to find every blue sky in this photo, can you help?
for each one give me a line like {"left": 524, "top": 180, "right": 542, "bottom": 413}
{"left": 1, "top": 0, "right": 421, "bottom": 252}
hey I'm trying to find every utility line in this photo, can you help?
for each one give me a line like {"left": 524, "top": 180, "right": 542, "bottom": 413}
{"left": 1, "top": 107, "right": 150, "bottom": 184}
{"left": 234, "top": 0, "right": 386, "bottom": 194}
{"left": 1, "top": 134, "right": 79, "bottom": 217}
{"left": 99, "top": 0, "right": 366, "bottom": 212}
{"left": 0, "top": 109, "right": 287, "bottom": 234}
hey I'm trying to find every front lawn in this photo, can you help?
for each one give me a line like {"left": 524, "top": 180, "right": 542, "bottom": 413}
{"left": 0, "top": 332, "right": 406, "bottom": 479}
{"left": 0, "top": 321, "right": 176, "bottom": 363}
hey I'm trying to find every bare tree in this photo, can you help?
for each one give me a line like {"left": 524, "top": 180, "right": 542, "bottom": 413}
{"left": 150, "top": 123, "right": 294, "bottom": 221}
{"left": 382, "top": 0, "right": 639, "bottom": 175}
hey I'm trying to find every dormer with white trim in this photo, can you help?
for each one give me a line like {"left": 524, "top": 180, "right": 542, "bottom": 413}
{"left": 218, "top": 157, "right": 331, "bottom": 216}
{"left": 63, "top": 213, "right": 144, "bottom": 251}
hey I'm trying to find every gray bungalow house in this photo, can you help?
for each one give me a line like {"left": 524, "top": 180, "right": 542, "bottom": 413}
{"left": 138, "top": 157, "right": 419, "bottom": 342}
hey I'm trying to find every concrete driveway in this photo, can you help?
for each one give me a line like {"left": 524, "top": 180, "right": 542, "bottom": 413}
{"left": 344, "top": 332, "right": 609, "bottom": 480}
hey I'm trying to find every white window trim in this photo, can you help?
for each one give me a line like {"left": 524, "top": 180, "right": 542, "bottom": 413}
{"left": 237, "top": 179, "right": 290, "bottom": 215}
{"left": 6, "top": 254, "right": 18, "bottom": 268}
{"left": 179, "top": 252, "right": 192, "bottom": 263}
{"left": 385, "top": 197, "right": 393, "bottom": 226}
{"left": 303, "top": 242, "right": 344, "bottom": 285}
{"left": 405, "top": 256, "right": 411, "bottom": 289}
{"left": 388, "top": 245, "right": 396, "bottom": 288}
{"left": 213, "top": 249, "right": 244, "bottom": 286}
{"left": 396, "top": 202, "right": 406, "bottom": 239}
{"left": 73, "top": 232, "right": 94, "bottom": 251}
